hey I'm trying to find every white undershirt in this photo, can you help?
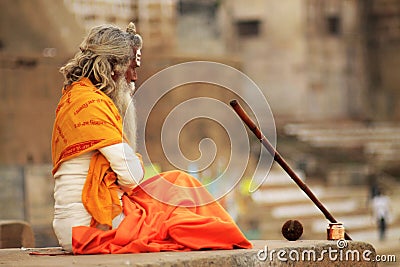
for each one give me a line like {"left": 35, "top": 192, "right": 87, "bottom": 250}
{"left": 53, "top": 142, "right": 144, "bottom": 251}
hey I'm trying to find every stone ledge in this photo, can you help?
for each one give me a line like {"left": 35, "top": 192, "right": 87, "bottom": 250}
{"left": 0, "top": 240, "right": 378, "bottom": 267}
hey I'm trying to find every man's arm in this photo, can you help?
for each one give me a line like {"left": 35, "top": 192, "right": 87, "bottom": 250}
{"left": 99, "top": 143, "right": 144, "bottom": 191}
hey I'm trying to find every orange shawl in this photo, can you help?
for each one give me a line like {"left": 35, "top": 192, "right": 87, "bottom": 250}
{"left": 52, "top": 78, "right": 124, "bottom": 227}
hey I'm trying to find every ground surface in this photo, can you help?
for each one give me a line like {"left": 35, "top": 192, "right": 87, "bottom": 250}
{"left": 0, "top": 240, "right": 380, "bottom": 267}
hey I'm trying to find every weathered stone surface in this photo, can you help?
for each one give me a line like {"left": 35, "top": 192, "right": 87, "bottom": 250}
{"left": 0, "top": 220, "right": 35, "bottom": 249}
{"left": 0, "top": 240, "right": 378, "bottom": 266}
{"left": 0, "top": 166, "right": 25, "bottom": 220}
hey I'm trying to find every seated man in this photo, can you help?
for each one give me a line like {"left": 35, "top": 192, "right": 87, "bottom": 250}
{"left": 52, "top": 22, "right": 252, "bottom": 254}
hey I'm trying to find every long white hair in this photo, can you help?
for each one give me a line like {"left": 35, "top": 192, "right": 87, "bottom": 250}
{"left": 60, "top": 22, "right": 142, "bottom": 97}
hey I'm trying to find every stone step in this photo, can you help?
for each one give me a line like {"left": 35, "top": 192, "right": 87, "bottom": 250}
{"left": 252, "top": 186, "right": 325, "bottom": 205}
{"left": 256, "top": 169, "right": 307, "bottom": 187}
{"left": 242, "top": 164, "right": 400, "bottom": 259}
{"left": 284, "top": 122, "right": 400, "bottom": 148}
{"left": 350, "top": 226, "right": 400, "bottom": 243}
{"left": 254, "top": 173, "right": 369, "bottom": 207}
{"left": 246, "top": 183, "right": 372, "bottom": 236}
{"left": 270, "top": 199, "right": 360, "bottom": 219}
{"left": 250, "top": 201, "right": 400, "bottom": 246}
{"left": 254, "top": 186, "right": 368, "bottom": 205}
{"left": 311, "top": 215, "right": 375, "bottom": 233}
{"left": 350, "top": 226, "right": 400, "bottom": 257}
{"left": 0, "top": 240, "right": 379, "bottom": 266}
{"left": 258, "top": 213, "right": 389, "bottom": 231}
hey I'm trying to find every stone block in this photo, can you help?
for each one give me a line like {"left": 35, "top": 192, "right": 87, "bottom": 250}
{"left": 0, "top": 220, "right": 35, "bottom": 248}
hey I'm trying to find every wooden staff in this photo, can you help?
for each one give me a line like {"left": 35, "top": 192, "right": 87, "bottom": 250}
{"left": 230, "top": 100, "right": 352, "bottom": 240}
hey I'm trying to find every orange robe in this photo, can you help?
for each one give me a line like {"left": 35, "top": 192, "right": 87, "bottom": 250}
{"left": 52, "top": 78, "right": 252, "bottom": 254}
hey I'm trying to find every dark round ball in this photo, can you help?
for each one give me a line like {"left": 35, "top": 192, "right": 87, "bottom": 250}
{"left": 282, "top": 220, "right": 303, "bottom": 241}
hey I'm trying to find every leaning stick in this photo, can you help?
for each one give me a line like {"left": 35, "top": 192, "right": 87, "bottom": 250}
{"left": 230, "top": 100, "right": 352, "bottom": 240}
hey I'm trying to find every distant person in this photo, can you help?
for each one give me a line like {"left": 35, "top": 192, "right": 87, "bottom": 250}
{"left": 366, "top": 173, "right": 380, "bottom": 208}
{"left": 51, "top": 22, "right": 252, "bottom": 254}
{"left": 371, "top": 190, "right": 391, "bottom": 241}
{"left": 368, "top": 173, "right": 380, "bottom": 200}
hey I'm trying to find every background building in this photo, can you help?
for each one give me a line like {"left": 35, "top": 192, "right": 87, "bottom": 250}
{"left": 64, "top": 0, "right": 177, "bottom": 52}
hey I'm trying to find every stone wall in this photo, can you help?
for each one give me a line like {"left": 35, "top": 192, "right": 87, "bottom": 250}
{"left": 0, "top": 165, "right": 57, "bottom": 247}
{"left": 0, "top": 0, "right": 85, "bottom": 165}
{"left": 365, "top": 0, "right": 400, "bottom": 119}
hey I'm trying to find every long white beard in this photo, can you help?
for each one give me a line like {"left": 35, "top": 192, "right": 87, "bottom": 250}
{"left": 112, "top": 78, "right": 137, "bottom": 151}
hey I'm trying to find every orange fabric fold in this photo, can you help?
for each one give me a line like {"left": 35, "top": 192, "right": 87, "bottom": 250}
{"left": 83, "top": 152, "right": 122, "bottom": 227}
{"left": 72, "top": 171, "right": 253, "bottom": 254}
{"left": 52, "top": 78, "right": 125, "bottom": 226}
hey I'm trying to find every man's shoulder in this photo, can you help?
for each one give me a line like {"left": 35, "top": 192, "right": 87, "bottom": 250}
{"left": 68, "top": 82, "right": 113, "bottom": 106}
{"left": 56, "top": 83, "right": 116, "bottom": 119}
